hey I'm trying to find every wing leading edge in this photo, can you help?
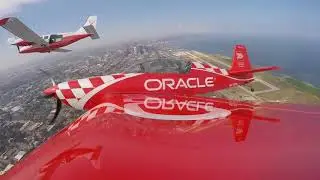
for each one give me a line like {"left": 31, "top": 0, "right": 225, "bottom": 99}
{"left": 0, "top": 17, "right": 48, "bottom": 47}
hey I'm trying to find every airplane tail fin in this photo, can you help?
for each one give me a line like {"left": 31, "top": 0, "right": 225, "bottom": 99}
{"left": 84, "top": 16, "right": 97, "bottom": 29}
{"left": 228, "top": 45, "right": 279, "bottom": 78}
{"left": 77, "top": 16, "right": 100, "bottom": 40}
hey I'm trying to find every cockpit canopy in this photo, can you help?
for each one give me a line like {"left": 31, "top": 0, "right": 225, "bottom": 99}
{"left": 124, "top": 59, "right": 192, "bottom": 74}
{"left": 42, "top": 34, "right": 63, "bottom": 43}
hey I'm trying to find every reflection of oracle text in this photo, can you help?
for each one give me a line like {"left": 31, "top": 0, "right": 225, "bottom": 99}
{"left": 144, "top": 97, "right": 215, "bottom": 112}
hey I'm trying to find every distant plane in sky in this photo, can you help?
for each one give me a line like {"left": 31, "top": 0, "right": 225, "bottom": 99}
{"left": 0, "top": 16, "right": 99, "bottom": 54}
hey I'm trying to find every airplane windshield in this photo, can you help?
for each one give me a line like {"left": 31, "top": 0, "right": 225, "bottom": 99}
{"left": 43, "top": 35, "right": 49, "bottom": 42}
{"left": 124, "top": 59, "right": 192, "bottom": 74}
{"left": 49, "top": 34, "right": 63, "bottom": 43}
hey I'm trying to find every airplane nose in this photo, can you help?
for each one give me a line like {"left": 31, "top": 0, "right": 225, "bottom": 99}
{"left": 43, "top": 86, "right": 57, "bottom": 97}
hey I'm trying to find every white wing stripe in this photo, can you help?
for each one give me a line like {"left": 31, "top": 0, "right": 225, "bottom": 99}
{"left": 125, "top": 73, "right": 141, "bottom": 77}
{"left": 220, "top": 69, "right": 229, "bottom": 75}
{"left": 101, "top": 76, "right": 115, "bottom": 83}
{"left": 66, "top": 99, "right": 79, "bottom": 109}
{"left": 195, "top": 69, "right": 253, "bottom": 81}
{"left": 87, "top": 109, "right": 98, "bottom": 121}
{"left": 56, "top": 90, "right": 66, "bottom": 100}
{"left": 207, "top": 64, "right": 218, "bottom": 68}
{"left": 71, "top": 88, "right": 86, "bottom": 98}
{"left": 78, "top": 79, "right": 93, "bottom": 88}
{"left": 193, "top": 61, "right": 205, "bottom": 69}
{"left": 58, "top": 82, "right": 70, "bottom": 89}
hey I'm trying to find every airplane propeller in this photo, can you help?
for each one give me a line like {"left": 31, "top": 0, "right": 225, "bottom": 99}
{"left": 50, "top": 98, "right": 62, "bottom": 124}
{"left": 39, "top": 69, "right": 62, "bottom": 124}
{"left": 39, "top": 69, "right": 56, "bottom": 86}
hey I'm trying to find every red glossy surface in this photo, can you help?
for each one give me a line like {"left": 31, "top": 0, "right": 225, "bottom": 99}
{"left": 0, "top": 18, "right": 9, "bottom": 26}
{"left": 2, "top": 94, "right": 320, "bottom": 180}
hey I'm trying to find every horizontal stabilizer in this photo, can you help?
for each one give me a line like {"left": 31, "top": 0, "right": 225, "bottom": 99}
{"left": 228, "top": 66, "right": 280, "bottom": 75}
{"left": 77, "top": 16, "right": 99, "bottom": 40}
{"left": 83, "top": 24, "right": 100, "bottom": 39}
{"left": 52, "top": 48, "right": 72, "bottom": 53}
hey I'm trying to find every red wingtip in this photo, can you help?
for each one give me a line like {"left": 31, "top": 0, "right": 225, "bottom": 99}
{"left": 271, "top": 66, "right": 281, "bottom": 70}
{"left": 0, "top": 17, "right": 9, "bottom": 26}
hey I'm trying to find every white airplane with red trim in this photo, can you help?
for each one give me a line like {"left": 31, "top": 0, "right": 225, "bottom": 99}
{"left": 0, "top": 16, "right": 99, "bottom": 53}
{"left": 41, "top": 44, "right": 280, "bottom": 123}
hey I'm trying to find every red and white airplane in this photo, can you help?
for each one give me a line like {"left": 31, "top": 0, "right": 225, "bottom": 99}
{"left": 42, "top": 44, "right": 280, "bottom": 123}
{"left": 0, "top": 16, "right": 99, "bottom": 53}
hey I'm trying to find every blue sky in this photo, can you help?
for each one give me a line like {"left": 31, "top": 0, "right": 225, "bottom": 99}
{"left": 0, "top": 0, "right": 319, "bottom": 69}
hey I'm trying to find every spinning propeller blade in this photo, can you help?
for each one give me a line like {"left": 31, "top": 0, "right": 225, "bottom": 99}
{"left": 39, "top": 69, "right": 56, "bottom": 86}
{"left": 49, "top": 98, "right": 62, "bottom": 124}
{"left": 39, "top": 68, "right": 62, "bottom": 124}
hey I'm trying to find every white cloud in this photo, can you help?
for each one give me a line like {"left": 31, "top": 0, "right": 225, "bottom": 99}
{"left": 0, "top": 0, "right": 45, "bottom": 16}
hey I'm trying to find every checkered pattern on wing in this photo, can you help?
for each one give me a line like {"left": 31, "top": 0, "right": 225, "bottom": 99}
{"left": 55, "top": 75, "right": 116, "bottom": 105}
{"left": 192, "top": 61, "right": 229, "bottom": 75}
{"left": 66, "top": 102, "right": 126, "bottom": 134}
{"left": 56, "top": 73, "right": 140, "bottom": 109}
{"left": 79, "top": 104, "right": 124, "bottom": 121}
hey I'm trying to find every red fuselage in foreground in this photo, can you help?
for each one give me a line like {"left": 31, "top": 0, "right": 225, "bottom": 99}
{"left": 2, "top": 94, "right": 320, "bottom": 180}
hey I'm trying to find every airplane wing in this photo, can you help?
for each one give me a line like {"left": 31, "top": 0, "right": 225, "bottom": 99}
{"left": 52, "top": 48, "right": 72, "bottom": 53}
{"left": 0, "top": 17, "right": 48, "bottom": 47}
